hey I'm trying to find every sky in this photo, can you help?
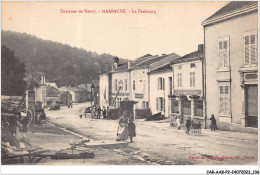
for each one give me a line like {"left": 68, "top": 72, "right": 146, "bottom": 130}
{"left": 1, "top": 1, "right": 229, "bottom": 60}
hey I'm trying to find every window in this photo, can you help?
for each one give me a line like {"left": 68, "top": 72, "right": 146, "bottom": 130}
{"left": 114, "top": 79, "right": 117, "bottom": 91}
{"left": 218, "top": 37, "right": 229, "bottom": 68}
{"left": 190, "top": 63, "right": 196, "bottom": 68}
{"left": 142, "top": 101, "right": 146, "bottom": 109}
{"left": 133, "top": 80, "right": 135, "bottom": 90}
{"left": 156, "top": 97, "right": 164, "bottom": 111}
{"left": 244, "top": 30, "right": 257, "bottom": 66}
{"left": 177, "top": 73, "right": 182, "bottom": 87}
{"left": 157, "top": 77, "right": 165, "bottom": 90}
{"left": 168, "top": 77, "right": 173, "bottom": 95}
{"left": 190, "top": 72, "right": 195, "bottom": 87}
{"left": 124, "top": 79, "right": 127, "bottom": 91}
{"left": 219, "top": 85, "right": 230, "bottom": 115}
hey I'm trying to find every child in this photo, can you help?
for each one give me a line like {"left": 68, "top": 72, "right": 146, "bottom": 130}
{"left": 128, "top": 118, "right": 136, "bottom": 143}
{"left": 186, "top": 118, "right": 192, "bottom": 134}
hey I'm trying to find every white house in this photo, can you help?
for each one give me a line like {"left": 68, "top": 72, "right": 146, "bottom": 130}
{"left": 169, "top": 45, "right": 204, "bottom": 127}
{"left": 130, "top": 55, "right": 166, "bottom": 110}
{"left": 99, "top": 73, "right": 110, "bottom": 108}
{"left": 148, "top": 53, "right": 180, "bottom": 117}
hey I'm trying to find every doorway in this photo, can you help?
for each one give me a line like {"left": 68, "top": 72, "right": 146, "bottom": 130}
{"left": 245, "top": 85, "right": 258, "bottom": 128}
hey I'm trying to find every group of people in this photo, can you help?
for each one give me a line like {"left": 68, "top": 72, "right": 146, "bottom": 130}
{"left": 175, "top": 114, "right": 218, "bottom": 133}
{"left": 116, "top": 111, "right": 136, "bottom": 143}
{"left": 90, "top": 106, "right": 109, "bottom": 119}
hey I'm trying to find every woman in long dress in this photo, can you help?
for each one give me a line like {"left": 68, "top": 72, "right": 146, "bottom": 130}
{"left": 116, "top": 111, "right": 129, "bottom": 141}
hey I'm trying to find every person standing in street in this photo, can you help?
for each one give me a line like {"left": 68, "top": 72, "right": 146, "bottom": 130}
{"left": 210, "top": 114, "right": 217, "bottom": 131}
{"left": 128, "top": 118, "right": 136, "bottom": 143}
{"left": 176, "top": 114, "right": 182, "bottom": 130}
{"left": 97, "top": 106, "right": 101, "bottom": 119}
{"left": 116, "top": 111, "right": 129, "bottom": 141}
{"left": 102, "top": 107, "right": 107, "bottom": 119}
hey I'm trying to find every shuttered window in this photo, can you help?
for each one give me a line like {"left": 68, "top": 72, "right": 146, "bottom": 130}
{"left": 190, "top": 72, "right": 195, "bottom": 87}
{"left": 177, "top": 73, "right": 182, "bottom": 87}
{"left": 218, "top": 37, "right": 229, "bottom": 69}
{"left": 156, "top": 97, "right": 164, "bottom": 111}
{"left": 125, "top": 79, "right": 127, "bottom": 91}
{"left": 244, "top": 30, "right": 257, "bottom": 66}
{"left": 219, "top": 85, "right": 230, "bottom": 115}
{"left": 157, "top": 77, "right": 165, "bottom": 90}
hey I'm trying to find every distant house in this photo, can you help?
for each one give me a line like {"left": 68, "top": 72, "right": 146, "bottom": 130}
{"left": 46, "top": 86, "right": 63, "bottom": 106}
{"left": 45, "top": 82, "right": 58, "bottom": 89}
{"left": 59, "top": 91, "right": 72, "bottom": 106}
{"left": 202, "top": 1, "right": 258, "bottom": 132}
{"left": 59, "top": 86, "right": 87, "bottom": 103}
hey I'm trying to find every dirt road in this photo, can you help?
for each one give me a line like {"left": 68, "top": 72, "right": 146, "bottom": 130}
{"left": 44, "top": 103, "right": 258, "bottom": 165}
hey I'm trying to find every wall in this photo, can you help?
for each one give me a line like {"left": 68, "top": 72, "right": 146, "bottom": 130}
{"left": 149, "top": 71, "right": 173, "bottom": 117}
{"left": 111, "top": 71, "right": 130, "bottom": 107}
{"left": 173, "top": 60, "right": 203, "bottom": 93}
{"left": 205, "top": 12, "right": 258, "bottom": 128}
{"left": 99, "top": 74, "right": 109, "bottom": 108}
{"left": 131, "top": 68, "right": 149, "bottom": 109}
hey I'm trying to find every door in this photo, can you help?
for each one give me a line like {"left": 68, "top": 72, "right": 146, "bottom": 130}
{"left": 246, "top": 85, "right": 258, "bottom": 128}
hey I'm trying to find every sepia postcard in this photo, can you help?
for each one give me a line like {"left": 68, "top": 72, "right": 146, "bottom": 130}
{"left": 1, "top": 1, "right": 259, "bottom": 174}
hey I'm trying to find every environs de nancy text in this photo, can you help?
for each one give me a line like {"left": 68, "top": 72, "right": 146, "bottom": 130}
{"left": 60, "top": 9, "right": 157, "bottom": 14}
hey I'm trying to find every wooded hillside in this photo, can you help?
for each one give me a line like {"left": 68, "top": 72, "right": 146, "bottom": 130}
{"left": 2, "top": 30, "right": 128, "bottom": 87}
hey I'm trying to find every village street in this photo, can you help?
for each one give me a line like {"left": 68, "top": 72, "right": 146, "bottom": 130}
{"left": 39, "top": 102, "right": 258, "bottom": 165}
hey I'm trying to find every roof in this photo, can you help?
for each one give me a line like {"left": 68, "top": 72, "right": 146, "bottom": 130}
{"left": 131, "top": 55, "right": 168, "bottom": 70}
{"left": 148, "top": 64, "right": 172, "bottom": 74}
{"left": 112, "top": 54, "right": 153, "bottom": 73}
{"left": 77, "top": 84, "right": 88, "bottom": 90}
{"left": 202, "top": 1, "right": 258, "bottom": 26}
{"left": 92, "top": 80, "right": 99, "bottom": 87}
{"left": 149, "top": 53, "right": 181, "bottom": 72}
{"left": 171, "top": 49, "right": 203, "bottom": 64}
{"left": 47, "top": 86, "right": 62, "bottom": 97}
{"left": 59, "top": 86, "right": 87, "bottom": 92}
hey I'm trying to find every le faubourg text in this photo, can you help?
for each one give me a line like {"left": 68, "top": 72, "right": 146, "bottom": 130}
{"left": 60, "top": 9, "right": 157, "bottom": 14}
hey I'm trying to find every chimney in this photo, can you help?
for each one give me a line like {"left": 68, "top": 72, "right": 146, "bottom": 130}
{"left": 112, "top": 56, "right": 119, "bottom": 71}
{"left": 198, "top": 44, "right": 204, "bottom": 51}
{"left": 41, "top": 75, "right": 46, "bottom": 84}
{"left": 128, "top": 62, "right": 131, "bottom": 69}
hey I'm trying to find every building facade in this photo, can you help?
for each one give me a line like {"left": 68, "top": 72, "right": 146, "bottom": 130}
{"left": 149, "top": 68, "right": 173, "bottom": 117}
{"left": 148, "top": 53, "right": 180, "bottom": 117}
{"left": 99, "top": 73, "right": 110, "bottom": 108}
{"left": 202, "top": 1, "right": 258, "bottom": 132}
{"left": 169, "top": 45, "right": 204, "bottom": 127}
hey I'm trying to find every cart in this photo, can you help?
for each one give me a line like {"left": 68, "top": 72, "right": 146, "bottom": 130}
{"left": 190, "top": 122, "right": 202, "bottom": 135}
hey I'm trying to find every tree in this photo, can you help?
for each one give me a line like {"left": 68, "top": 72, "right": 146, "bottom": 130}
{"left": 1, "top": 45, "right": 26, "bottom": 96}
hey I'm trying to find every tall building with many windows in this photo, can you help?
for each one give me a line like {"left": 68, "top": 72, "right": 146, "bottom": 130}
{"left": 202, "top": 1, "right": 258, "bottom": 132}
